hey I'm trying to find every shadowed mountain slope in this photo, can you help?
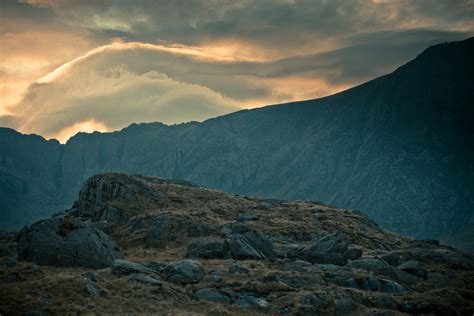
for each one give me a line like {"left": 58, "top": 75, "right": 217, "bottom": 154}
{"left": 0, "top": 37, "right": 473, "bottom": 249}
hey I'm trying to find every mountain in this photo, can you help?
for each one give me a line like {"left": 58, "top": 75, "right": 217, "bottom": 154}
{"left": 1, "top": 173, "right": 473, "bottom": 314}
{"left": 1, "top": 37, "right": 473, "bottom": 250}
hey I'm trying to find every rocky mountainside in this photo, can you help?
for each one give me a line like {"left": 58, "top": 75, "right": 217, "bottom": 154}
{"left": 1, "top": 173, "right": 473, "bottom": 315}
{"left": 1, "top": 37, "right": 473, "bottom": 250}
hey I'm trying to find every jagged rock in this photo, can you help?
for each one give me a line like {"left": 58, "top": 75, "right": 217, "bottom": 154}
{"left": 397, "top": 260, "right": 427, "bottom": 278}
{"left": 17, "top": 217, "right": 123, "bottom": 268}
{"left": 144, "top": 215, "right": 171, "bottom": 248}
{"left": 347, "top": 258, "right": 388, "bottom": 272}
{"left": 186, "top": 240, "right": 224, "bottom": 259}
{"left": 243, "top": 230, "right": 278, "bottom": 260}
{"left": 111, "top": 259, "right": 157, "bottom": 275}
{"left": 344, "top": 248, "right": 363, "bottom": 261}
{"left": 225, "top": 234, "right": 266, "bottom": 260}
{"left": 194, "top": 288, "right": 230, "bottom": 304}
{"left": 307, "top": 231, "right": 348, "bottom": 254}
{"left": 286, "top": 244, "right": 307, "bottom": 259}
{"left": 85, "top": 282, "right": 101, "bottom": 298}
{"left": 129, "top": 273, "right": 162, "bottom": 286}
{"left": 82, "top": 271, "right": 101, "bottom": 282}
{"left": 293, "top": 231, "right": 349, "bottom": 265}
{"left": 164, "top": 260, "right": 205, "bottom": 284}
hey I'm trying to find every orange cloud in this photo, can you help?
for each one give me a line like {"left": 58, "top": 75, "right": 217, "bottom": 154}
{"left": 52, "top": 119, "right": 108, "bottom": 144}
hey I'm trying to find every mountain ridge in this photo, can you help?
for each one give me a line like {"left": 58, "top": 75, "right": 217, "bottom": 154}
{"left": 1, "top": 37, "right": 473, "bottom": 250}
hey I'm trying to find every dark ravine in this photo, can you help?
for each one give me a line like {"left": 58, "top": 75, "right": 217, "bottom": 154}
{"left": 1, "top": 37, "right": 473, "bottom": 250}
{"left": 1, "top": 173, "right": 473, "bottom": 314}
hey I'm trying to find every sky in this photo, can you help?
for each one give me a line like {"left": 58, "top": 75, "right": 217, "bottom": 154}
{"left": 1, "top": 0, "right": 473, "bottom": 143}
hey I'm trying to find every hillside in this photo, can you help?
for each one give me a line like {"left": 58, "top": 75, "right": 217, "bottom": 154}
{"left": 1, "top": 173, "right": 473, "bottom": 314}
{"left": 1, "top": 37, "right": 473, "bottom": 250}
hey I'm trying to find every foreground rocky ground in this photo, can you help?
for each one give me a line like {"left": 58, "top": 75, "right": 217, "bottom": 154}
{"left": 1, "top": 173, "right": 473, "bottom": 315}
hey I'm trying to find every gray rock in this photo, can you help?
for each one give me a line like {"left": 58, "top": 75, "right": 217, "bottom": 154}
{"left": 144, "top": 215, "right": 170, "bottom": 248}
{"left": 243, "top": 230, "right": 278, "bottom": 260}
{"left": 129, "top": 273, "right": 162, "bottom": 286}
{"left": 225, "top": 234, "right": 266, "bottom": 260}
{"left": 397, "top": 260, "right": 427, "bottom": 278}
{"left": 111, "top": 259, "right": 157, "bottom": 275}
{"left": 82, "top": 271, "right": 101, "bottom": 282}
{"left": 307, "top": 231, "right": 348, "bottom": 254}
{"left": 286, "top": 244, "right": 307, "bottom": 259}
{"left": 85, "top": 282, "right": 101, "bottom": 298}
{"left": 17, "top": 217, "right": 123, "bottom": 268}
{"left": 186, "top": 240, "right": 224, "bottom": 259}
{"left": 194, "top": 288, "right": 230, "bottom": 304}
{"left": 164, "top": 260, "right": 205, "bottom": 284}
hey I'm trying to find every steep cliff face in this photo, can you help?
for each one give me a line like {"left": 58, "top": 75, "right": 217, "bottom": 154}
{"left": 1, "top": 38, "right": 473, "bottom": 249}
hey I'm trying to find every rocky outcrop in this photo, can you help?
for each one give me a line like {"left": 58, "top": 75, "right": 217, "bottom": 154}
{"left": 163, "top": 260, "right": 205, "bottom": 285}
{"left": 16, "top": 217, "right": 123, "bottom": 268}
{"left": 2, "top": 172, "right": 474, "bottom": 315}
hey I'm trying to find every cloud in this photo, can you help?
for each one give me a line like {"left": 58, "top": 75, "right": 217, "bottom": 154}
{"left": 1, "top": 0, "right": 473, "bottom": 141}
{"left": 14, "top": 57, "right": 240, "bottom": 142}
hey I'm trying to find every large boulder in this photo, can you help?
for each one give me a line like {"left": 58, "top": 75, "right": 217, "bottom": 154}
{"left": 164, "top": 260, "right": 205, "bottom": 284}
{"left": 302, "top": 231, "right": 349, "bottom": 265}
{"left": 144, "top": 215, "right": 171, "bottom": 248}
{"left": 224, "top": 234, "right": 266, "bottom": 260}
{"left": 194, "top": 288, "right": 230, "bottom": 304}
{"left": 397, "top": 260, "right": 428, "bottom": 278}
{"left": 243, "top": 230, "right": 278, "bottom": 260}
{"left": 306, "top": 231, "right": 348, "bottom": 254}
{"left": 17, "top": 217, "right": 123, "bottom": 268}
